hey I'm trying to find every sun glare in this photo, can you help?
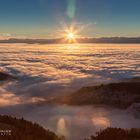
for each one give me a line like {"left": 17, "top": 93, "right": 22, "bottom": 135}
{"left": 59, "top": 22, "right": 87, "bottom": 43}
{"left": 65, "top": 29, "right": 77, "bottom": 43}
{"left": 59, "top": 23, "right": 81, "bottom": 43}
{"left": 66, "top": 31, "right": 77, "bottom": 43}
{"left": 68, "top": 32, "right": 75, "bottom": 39}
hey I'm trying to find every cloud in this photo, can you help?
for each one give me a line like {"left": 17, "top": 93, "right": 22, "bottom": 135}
{"left": 0, "top": 33, "right": 12, "bottom": 39}
{"left": 0, "top": 43, "right": 139, "bottom": 107}
{"left": 0, "top": 88, "right": 20, "bottom": 106}
{"left": 0, "top": 87, "right": 46, "bottom": 107}
{"left": 92, "top": 117, "right": 110, "bottom": 128}
{"left": 30, "top": 97, "right": 46, "bottom": 103}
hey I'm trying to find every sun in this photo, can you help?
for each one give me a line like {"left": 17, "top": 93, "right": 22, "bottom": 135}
{"left": 66, "top": 31, "right": 77, "bottom": 43}
{"left": 64, "top": 29, "right": 77, "bottom": 43}
{"left": 59, "top": 23, "right": 86, "bottom": 43}
{"left": 59, "top": 24, "right": 79, "bottom": 43}
{"left": 68, "top": 32, "right": 75, "bottom": 39}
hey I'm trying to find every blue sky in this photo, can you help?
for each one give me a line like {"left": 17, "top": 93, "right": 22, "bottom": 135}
{"left": 0, "top": 0, "right": 140, "bottom": 38}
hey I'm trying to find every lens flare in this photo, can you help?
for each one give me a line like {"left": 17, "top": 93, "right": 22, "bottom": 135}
{"left": 57, "top": 118, "right": 69, "bottom": 138}
{"left": 67, "top": 0, "right": 76, "bottom": 19}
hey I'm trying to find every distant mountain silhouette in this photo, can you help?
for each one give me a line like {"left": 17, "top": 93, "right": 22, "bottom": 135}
{"left": 0, "top": 37, "right": 140, "bottom": 44}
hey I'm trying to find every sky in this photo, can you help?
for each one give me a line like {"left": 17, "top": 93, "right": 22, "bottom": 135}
{"left": 0, "top": 0, "right": 140, "bottom": 39}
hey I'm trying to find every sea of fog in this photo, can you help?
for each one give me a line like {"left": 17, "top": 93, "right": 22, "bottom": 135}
{"left": 0, "top": 43, "right": 140, "bottom": 140}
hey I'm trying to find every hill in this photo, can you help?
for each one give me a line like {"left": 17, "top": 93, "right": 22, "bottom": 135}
{"left": 0, "top": 115, "right": 65, "bottom": 140}
{"left": 56, "top": 78, "right": 140, "bottom": 109}
{"left": 85, "top": 127, "right": 140, "bottom": 140}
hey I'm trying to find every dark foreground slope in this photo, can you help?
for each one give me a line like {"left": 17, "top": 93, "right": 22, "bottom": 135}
{"left": 85, "top": 127, "right": 140, "bottom": 140}
{"left": 0, "top": 115, "right": 64, "bottom": 140}
{"left": 0, "top": 115, "right": 140, "bottom": 140}
{"left": 57, "top": 79, "right": 140, "bottom": 109}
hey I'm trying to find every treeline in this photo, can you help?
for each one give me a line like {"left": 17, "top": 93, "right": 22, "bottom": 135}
{"left": 85, "top": 127, "right": 140, "bottom": 140}
{"left": 0, "top": 115, "right": 65, "bottom": 140}
{"left": 57, "top": 80, "right": 140, "bottom": 109}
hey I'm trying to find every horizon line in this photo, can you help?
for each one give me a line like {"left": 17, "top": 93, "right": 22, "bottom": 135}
{"left": 0, "top": 37, "right": 140, "bottom": 44}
